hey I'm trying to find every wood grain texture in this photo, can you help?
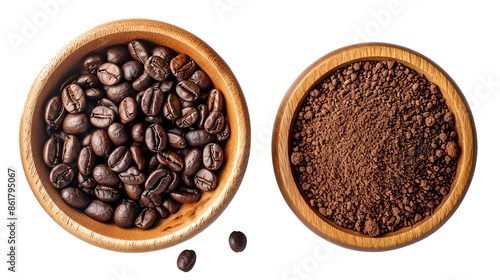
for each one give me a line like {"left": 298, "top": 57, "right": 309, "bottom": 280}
{"left": 272, "top": 43, "right": 476, "bottom": 251}
{"left": 19, "top": 19, "right": 250, "bottom": 252}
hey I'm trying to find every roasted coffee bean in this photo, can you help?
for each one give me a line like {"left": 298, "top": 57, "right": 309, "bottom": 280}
{"left": 114, "top": 200, "right": 137, "bottom": 228}
{"left": 204, "top": 111, "right": 225, "bottom": 134}
{"left": 107, "top": 122, "right": 130, "bottom": 146}
{"left": 188, "top": 69, "right": 211, "bottom": 90}
{"left": 197, "top": 104, "right": 209, "bottom": 128}
{"left": 85, "top": 87, "right": 104, "bottom": 100}
{"left": 194, "top": 168, "right": 217, "bottom": 191}
{"left": 163, "top": 93, "right": 181, "bottom": 121}
{"left": 108, "top": 146, "right": 132, "bottom": 173}
{"left": 177, "top": 249, "right": 196, "bottom": 272}
{"left": 203, "top": 143, "right": 223, "bottom": 171}
{"left": 157, "top": 150, "right": 184, "bottom": 172}
{"left": 155, "top": 80, "right": 174, "bottom": 93}
{"left": 144, "top": 168, "right": 172, "bottom": 194}
{"left": 141, "top": 87, "right": 164, "bottom": 116}
{"left": 135, "top": 208, "right": 156, "bottom": 229}
{"left": 61, "top": 186, "right": 91, "bottom": 209}
{"left": 78, "top": 173, "right": 97, "bottom": 190}
{"left": 207, "top": 88, "right": 224, "bottom": 112}
{"left": 43, "top": 136, "right": 62, "bottom": 167}
{"left": 106, "top": 45, "right": 130, "bottom": 65}
{"left": 61, "top": 83, "right": 86, "bottom": 113}
{"left": 170, "top": 187, "right": 201, "bottom": 204}
{"left": 81, "top": 134, "right": 92, "bottom": 146}
{"left": 97, "top": 98, "right": 119, "bottom": 115}
{"left": 77, "top": 146, "right": 97, "bottom": 176}
{"left": 167, "top": 132, "right": 187, "bottom": 149}
{"left": 170, "top": 53, "right": 196, "bottom": 80}
{"left": 216, "top": 122, "right": 231, "bottom": 141}
{"left": 140, "top": 190, "right": 162, "bottom": 208}
{"left": 97, "top": 62, "right": 122, "bottom": 86}
{"left": 122, "top": 60, "right": 143, "bottom": 81}
{"left": 61, "top": 135, "right": 81, "bottom": 164}
{"left": 175, "top": 107, "right": 199, "bottom": 128}
{"left": 57, "top": 143, "right": 75, "bottom": 167}
{"left": 90, "top": 105, "right": 116, "bottom": 128}
{"left": 75, "top": 73, "right": 101, "bottom": 89}
{"left": 145, "top": 55, "right": 171, "bottom": 81}
{"left": 119, "top": 96, "right": 139, "bottom": 124}
{"left": 92, "top": 164, "right": 120, "bottom": 186}
{"left": 84, "top": 199, "right": 114, "bottom": 222}
{"left": 95, "top": 185, "right": 121, "bottom": 203}
{"left": 44, "top": 96, "right": 66, "bottom": 130}
{"left": 91, "top": 129, "right": 113, "bottom": 157}
{"left": 185, "top": 129, "right": 215, "bottom": 147}
{"left": 132, "top": 72, "right": 153, "bottom": 91}
{"left": 62, "top": 113, "right": 89, "bottom": 134}
{"left": 176, "top": 80, "right": 200, "bottom": 102}
{"left": 124, "top": 184, "right": 143, "bottom": 200}
{"left": 83, "top": 54, "right": 104, "bottom": 73}
{"left": 183, "top": 148, "right": 202, "bottom": 176}
{"left": 106, "top": 82, "right": 133, "bottom": 103}
{"left": 145, "top": 123, "right": 168, "bottom": 152}
{"left": 229, "top": 231, "right": 247, "bottom": 252}
{"left": 49, "top": 163, "right": 74, "bottom": 189}
{"left": 130, "top": 122, "right": 146, "bottom": 142}
{"left": 128, "top": 40, "right": 150, "bottom": 64}
{"left": 129, "top": 145, "right": 147, "bottom": 171}
{"left": 119, "top": 166, "right": 146, "bottom": 185}
{"left": 152, "top": 45, "right": 174, "bottom": 61}
{"left": 162, "top": 198, "right": 181, "bottom": 214}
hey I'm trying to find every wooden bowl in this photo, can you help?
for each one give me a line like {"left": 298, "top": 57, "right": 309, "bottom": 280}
{"left": 19, "top": 19, "right": 250, "bottom": 252}
{"left": 272, "top": 43, "right": 476, "bottom": 251}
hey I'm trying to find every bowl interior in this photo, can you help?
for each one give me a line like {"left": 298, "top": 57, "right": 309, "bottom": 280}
{"left": 20, "top": 19, "right": 250, "bottom": 252}
{"left": 272, "top": 43, "right": 476, "bottom": 250}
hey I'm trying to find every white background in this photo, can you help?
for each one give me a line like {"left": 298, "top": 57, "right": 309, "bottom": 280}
{"left": 1, "top": 0, "right": 499, "bottom": 279}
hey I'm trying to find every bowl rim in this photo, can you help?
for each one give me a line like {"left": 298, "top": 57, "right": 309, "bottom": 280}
{"left": 19, "top": 18, "right": 251, "bottom": 252}
{"left": 272, "top": 42, "right": 476, "bottom": 251}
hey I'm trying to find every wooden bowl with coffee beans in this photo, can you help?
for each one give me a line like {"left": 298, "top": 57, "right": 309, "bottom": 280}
{"left": 20, "top": 19, "right": 250, "bottom": 252}
{"left": 272, "top": 43, "right": 476, "bottom": 251}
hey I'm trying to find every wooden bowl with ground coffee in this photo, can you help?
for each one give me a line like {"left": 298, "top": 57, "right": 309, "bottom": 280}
{"left": 20, "top": 19, "right": 250, "bottom": 252}
{"left": 272, "top": 43, "right": 476, "bottom": 250}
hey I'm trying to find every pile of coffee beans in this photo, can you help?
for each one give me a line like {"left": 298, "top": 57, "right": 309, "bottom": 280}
{"left": 42, "top": 40, "right": 230, "bottom": 229}
{"left": 291, "top": 60, "right": 460, "bottom": 236}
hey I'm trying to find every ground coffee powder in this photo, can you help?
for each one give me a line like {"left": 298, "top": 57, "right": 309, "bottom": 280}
{"left": 290, "top": 60, "right": 460, "bottom": 236}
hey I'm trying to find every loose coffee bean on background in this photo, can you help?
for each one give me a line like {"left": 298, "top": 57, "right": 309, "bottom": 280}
{"left": 291, "top": 60, "right": 460, "bottom": 236}
{"left": 229, "top": 231, "right": 247, "bottom": 252}
{"left": 177, "top": 249, "right": 196, "bottom": 272}
{"left": 42, "top": 39, "right": 231, "bottom": 230}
